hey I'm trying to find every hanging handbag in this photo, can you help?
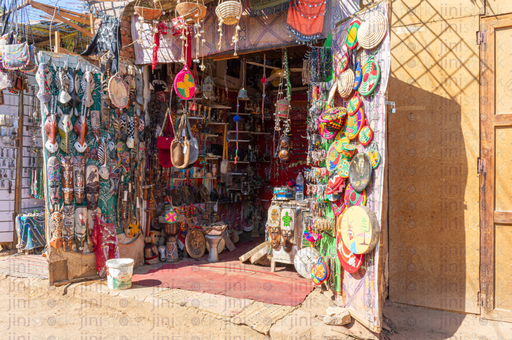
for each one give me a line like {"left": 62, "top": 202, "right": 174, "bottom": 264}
{"left": 21, "top": 45, "right": 36, "bottom": 73}
{"left": 185, "top": 114, "right": 199, "bottom": 165}
{"left": 156, "top": 108, "right": 174, "bottom": 168}
{"left": 2, "top": 42, "right": 30, "bottom": 70}
{"left": 170, "top": 115, "right": 190, "bottom": 169}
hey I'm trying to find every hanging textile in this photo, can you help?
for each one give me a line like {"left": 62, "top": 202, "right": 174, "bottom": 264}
{"left": 287, "top": 0, "right": 327, "bottom": 42}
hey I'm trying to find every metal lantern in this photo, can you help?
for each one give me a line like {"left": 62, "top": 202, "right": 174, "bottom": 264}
{"left": 238, "top": 88, "right": 249, "bottom": 101}
{"left": 202, "top": 75, "right": 215, "bottom": 100}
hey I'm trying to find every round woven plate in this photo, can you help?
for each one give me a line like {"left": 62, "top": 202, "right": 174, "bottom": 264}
{"left": 334, "top": 52, "right": 349, "bottom": 77}
{"left": 339, "top": 206, "right": 379, "bottom": 254}
{"left": 347, "top": 92, "right": 362, "bottom": 115}
{"left": 327, "top": 143, "right": 342, "bottom": 173}
{"left": 346, "top": 19, "right": 361, "bottom": 50}
{"left": 357, "top": 11, "right": 387, "bottom": 50}
{"left": 344, "top": 183, "right": 367, "bottom": 206}
{"left": 174, "top": 66, "right": 196, "bottom": 100}
{"left": 359, "top": 58, "right": 381, "bottom": 97}
{"left": 367, "top": 142, "right": 381, "bottom": 169}
{"left": 108, "top": 74, "right": 129, "bottom": 109}
{"left": 318, "top": 121, "right": 337, "bottom": 140}
{"left": 319, "top": 107, "right": 347, "bottom": 132}
{"left": 185, "top": 229, "right": 206, "bottom": 259}
{"left": 344, "top": 107, "right": 365, "bottom": 140}
{"left": 311, "top": 256, "right": 329, "bottom": 286}
{"left": 337, "top": 158, "right": 350, "bottom": 178}
{"left": 337, "top": 213, "right": 364, "bottom": 273}
{"left": 353, "top": 62, "right": 362, "bottom": 90}
{"left": 337, "top": 69, "right": 354, "bottom": 99}
{"left": 358, "top": 122, "right": 374, "bottom": 146}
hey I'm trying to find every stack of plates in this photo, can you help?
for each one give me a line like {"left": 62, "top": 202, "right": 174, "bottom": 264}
{"left": 357, "top": 12, "right": 387, "bottom": 49}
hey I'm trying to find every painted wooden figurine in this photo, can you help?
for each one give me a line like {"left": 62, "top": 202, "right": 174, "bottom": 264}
{"left": 86, "top": 164, "right": 100, "bottom": 210}
{"left": 47, "top": 156, "right": 61, "bottom": 206}
{"left": 62, "top": 205, "right": 75, "bottom": 252}
{"left": 75, "top": 206, "right": 87, "bottom": 253}
{"left": 60, "top": 156, "right": 74, "bottom": 204}
{"left": 73, "top": 156, "right": 85, "bottom": 204}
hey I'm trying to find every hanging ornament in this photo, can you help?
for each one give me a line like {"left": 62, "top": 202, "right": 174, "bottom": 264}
{"left": 216, "top": 0, "right": 243, "bottom": 55}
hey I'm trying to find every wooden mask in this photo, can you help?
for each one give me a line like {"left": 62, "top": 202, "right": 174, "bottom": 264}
{"left": 86, "top": 164, "right": 100, "bottom": 210}
{"left": 101, "top": 98, "right": 110, "bottom": 130}
{"left": 44, "top": 114, "right": 58, "bottom": 153}
{"left": 90, "top": 110, "right": 100, "bottom": 139}
{"left": 60, "top": 156, "right": 74, "bottom": 204}
{"left": 109, "top": 165, "right": 120, "bottom": 196}
{"left": 73, "top": 115, "right": 88, "bottom": 153}
{"left": 74, "top": 206, "right": 87, "bottom": 253}
{"left": 73, "top": 156, "right": 85, "bottom": 204}
{"left": 58, "top": 112, "right": 73, "bottom": 153}
{"left": 269, "top": 226, "right": 281, "bottom": 249}
{"left": 48, "top": 156, "right": 61, "bottom": 205}
{"left": 49, "top": 205, "right": 64, "bottom": 249}
{"left": 62, "top": 205, "right": 75, "bottom": 252}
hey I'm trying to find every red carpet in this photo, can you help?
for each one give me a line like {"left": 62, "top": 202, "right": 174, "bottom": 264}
{"left": 132, "top": 238, "right": 314, "bottom": 306}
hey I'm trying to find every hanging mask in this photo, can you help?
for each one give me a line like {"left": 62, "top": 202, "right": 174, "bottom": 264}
{"left": 109, "top": 166, "right": 120, "bottom": 196}
{"left": 68, "top": 69, "right": 81, "bottom": 108}
{"left": 120, "top": 114, "right": 127, "bottom": 142}
{"left": 74, "top": 206, "right": 87, "bottom": 253}
{"left": 58, "top": 68, "right": 71, "bottom": 104}
{"left": 280, "top": 209, "right": 294, "bottom": 252}
{"left": 35, "top": 63, "right": 52, "bottom": 103}
{"left": 73, "top": 156, "right": 85, "bottom": 204}
{"left": 90, "top": 110, "right": 100, "bottom": 139}
{"left": 86, "top": 164, "right": 100, "bottom": 210}
{"left": 48, "top": 156, "right": 61, "bottom": 205}
{"left": 126, "top": 116, "right": 134, "bottom": 149}
{"left": 60, "top": 156, "right": 74, "bottom": 205}
{"left": 73, "top": 115, "right": 88, "bottom": 153}
{"left": 82, "top": 70, "right": 95, "bottom": 108}
{"left": 108, "top": 140, "right": 117, "bottom": 160}
{"left": 108, "top": 73, "right": 129, "bottom": 109}
{"left": 98, "top": 139, "right": 109, "bottom": 180}
{"left": 44, "top": 114, "right": 59, "bottom": 153}
{"left": 58, "top": 113, "right": 73, "bottom": 153}
{"left": 269, "top": 226, "right": 281, "bottom": 249}
{"left": 62, "top": 205, "right": 75, "bottom": 252}
{"left": 101, "top": 98, "right": 110, "bottom": 130}
{"left": 50, "top": 206, "right": 64, "bottom": 249}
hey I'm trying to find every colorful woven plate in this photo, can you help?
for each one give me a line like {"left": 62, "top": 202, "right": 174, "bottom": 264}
{"left": 174, "top": 65, "right": 195, "bottom": 100}
{"left": 344, "top": 107, "right": 365, "bottom": 140}
{"left": 358, "top": 120, "right": 374, "bottom": 146}
{"left": 344, "top": 183, "right": 367, "bottom": 206}
{"left": 319, "top": 107, "right": 347, "bottom": 133}
{"left": 337, "top": 69, "right": 354, "bottom": 99}
{"left": 346, "top": 19, "right": 361, "bottom": 50}
{"left": 340, "top": 142, "right": 356, "bottom": 160}
{"left": 367, "top": 142, "right": 381, "bottom": 169}
{"left": 359, "top": 58, "right": 381, "bottom": 97}
{"left": 334, "top": 131, "right": 350, "bottom": 148}
{"left": 347, "top": 92, "right": 362, "bottom": 116}
{"left": 339, "top": 206, "right": 379, "bottom": 254}
{"left": 332, "top": 199, "right": 346, "bottom": 216}
{"left": 337, "top": 215, "right": 364, "bottom": 273}
{"left": 334, "top": 52, "right": 349, "bottom": 77}
{"left": 353, "top": 62, "right": 362, "bottom": 90}
{"left": 311, "top": 256, "right": 329, "bottom": 285}
{"left": 318, "top": 122, "right": 337, "bottom": 140}
{"left": 357, "top": 12, "right": 387, "bottom": 50}
{"left": 327, "top": 143, "right": 342, "bottom": 172}
{"left": 337, "top": 158, "right": 350, "bottom": 178}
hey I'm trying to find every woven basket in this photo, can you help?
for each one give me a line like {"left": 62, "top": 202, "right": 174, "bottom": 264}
{"left": 134, "top": 6, "right": 163, "bottom": 21}
{"left": 176, "top": 2, "right": 207, "bottom": 24}
{"left": 216, "top": 0, "right": 243, "bottom": 25}
{"left": 337, "top": 69, "right": 354, "bottom": 99}
{"left": 357, "top": 12, "right": 387, "bottom": 49}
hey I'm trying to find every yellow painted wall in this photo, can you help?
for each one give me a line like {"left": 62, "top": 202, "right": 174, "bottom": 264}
{"left": 388, "top": 0, "right": 481, "bottom": 313}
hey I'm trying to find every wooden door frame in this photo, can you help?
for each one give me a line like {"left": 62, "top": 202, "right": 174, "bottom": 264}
{"left": 480, "top": 13, "right": 512, "bottom": 321}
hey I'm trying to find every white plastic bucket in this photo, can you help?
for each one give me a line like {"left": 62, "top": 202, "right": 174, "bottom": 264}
{"left": 106, "top": 258, "right": 134, "bottom": 290}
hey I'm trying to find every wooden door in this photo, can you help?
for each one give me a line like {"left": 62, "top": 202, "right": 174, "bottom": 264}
{"left": 480, "top": 14, "right": 512, "bottom": 321}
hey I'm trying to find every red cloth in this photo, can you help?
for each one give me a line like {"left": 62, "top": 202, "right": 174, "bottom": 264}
{"left": 287, "top": 0, "right": 326, "bottom": 40}
{"left": 153, "top": 21, "right": 168, "bottom": 71}
{"left": 91, "top": 215, "right": 119, "bottom": 273}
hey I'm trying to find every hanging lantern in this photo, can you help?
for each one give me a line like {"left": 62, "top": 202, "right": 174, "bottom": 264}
{"left": 238, "top": 88, "right": 249, "bottom": 101}
{"left": 202, "top": 75, "right": 215, "bottom": 100}
{"left": 276, "top": 99, "right": 290, "bottom": 118}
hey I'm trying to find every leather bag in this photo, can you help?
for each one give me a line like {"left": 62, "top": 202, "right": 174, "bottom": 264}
{"left": 170, "top": 115, "right": 190, "bottom": 169}
{"left": 185, "top": 114, "right": 199, "bottom": 165}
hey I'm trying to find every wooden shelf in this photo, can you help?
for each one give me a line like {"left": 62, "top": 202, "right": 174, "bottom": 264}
{"left": 227, "top": 112, "right": 254, "bottom": 116}
{"left": 189, "top": 116, "right": 205, "bottom": 120}
{"left": 227, "top": 130, "right": 270, "bottom": 135}
{"left": 171, "top": 177, "right": 218, "bottom": 180}
{"left": 207, "top": 122, "right": 228, "bottom": 125}
{"left": 227, "top": 161, "right": 270, "bottom": 164}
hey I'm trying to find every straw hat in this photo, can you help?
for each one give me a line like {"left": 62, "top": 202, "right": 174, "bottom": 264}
{"left": 357, "top": 12, "right": 387, "bottom": 50}
{"left": 337, "top": 69, "right": 354, "bottom": 99}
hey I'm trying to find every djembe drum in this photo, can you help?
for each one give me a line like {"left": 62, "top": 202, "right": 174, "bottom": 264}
{"left": 163, "top": 223, "right": 180, "bottom": 263}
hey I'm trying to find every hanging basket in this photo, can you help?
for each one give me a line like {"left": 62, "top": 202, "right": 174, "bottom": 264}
{"left": 134, "top": 6, "right": 163, "bottom": 21}
{"left": 176, "top": 2, "right": 207, "bottom": 25}
{"left": 216, "top": 0, "right": 243, "bottom": 25}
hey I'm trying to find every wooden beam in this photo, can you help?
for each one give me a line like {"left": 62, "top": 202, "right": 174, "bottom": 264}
{"left": 31, "top": 1, "right": 89, "bottom": 20}
{"left": 247, "top": 61, "right": 280, "bottom": 70}
{"left": 31, "top": 2, "right": 93, "bottom": 37}
{"left": 32, "top": 1, "right": 91, "bottom": 25}
{"left": 494, "top": 211, "right": 512, "bottom": 224}
{"left": 493, "top": 114, "right": 512, "bottom": 127}
{"left": 89, "top": 14, "right": 95, "bottom": 35}
{"left": 54, "top": 31, "right": 60, "bottom": 53}
{"left": 3, "top": 0, "right": 31, "bottom": 16}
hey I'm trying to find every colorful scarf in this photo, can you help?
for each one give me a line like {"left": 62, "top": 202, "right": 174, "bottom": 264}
{"left": 153, "top": 21, "right": 168, "bottom": 71}
{"left": 287, "top": 0, "right": 327, "bottom": 42}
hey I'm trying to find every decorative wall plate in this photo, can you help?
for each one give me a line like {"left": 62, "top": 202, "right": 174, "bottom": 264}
{"left": 334, "top": 131, "right": 350, "bottom": 147}
{"left": 319, "top": 107, "right": 347, "bottom": 133}
{"left": 339, "top": 205, "right": 379, "bottom": 254}
{"left": 337, "top": 226, "right": 364, "bottom": 273}
{"left": 367, "top": 142, "right": 381, "bottom": 169}
{"left": 358, "top": 120, "right": 374, "bottom": 146}
{"left": 346, "top": 19, "right": 361, "bottom": 50}
{"left": 359, "top": 58, "right": 381, "bottom": 97}
{"left": 346, "top": 92, "right": 362, "bottom": 116}
{"left": 353, "top": 62, "right": 362, "bottom": 90}
{"left": 344, "top": 183, "right": 367, "bottom": 206}
{"left": 318, "top": 121, "right": 337, "bottom": 140}
{"left": 357, "top": 11, "right": 387, "bottom": 50}
{"left": 332, "top": 199, "right": 346, "bottom": 216}
{"left": 174, "top": 65, "right": 195, "bottom": 100}
{"left": 337, "top": 158, "right": 350, "bottom": 178}
{"left": 108, "top": 74, "right": 129, "bottom": 109}
{"left": 349, "top": 153, "right": 372, "bottom": 192}
{"left": 267, "top": 205, "right": 281, "bottom": 228}
{"left": 327, "top": 143, "right": 342, "bottom": 172}
{"left": 334, "top": 52, "right": 349, "bottom": 76}
{"left": 344, "top": 107, "right": 365, "bottom": 140}
{"left": 311, "top": 256, "right": 330, "bottom": 285}
{"left": 339, "top": 142, "right": 356, "bottom": 160}
{"left": 294, "top": 247, "right": 321, "bottom": 279}
{"left": 185, "top": 229, "right": 206, "bottom": 259}
{"left": 337, "top": 69, "right": 354, "bottom": 99}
